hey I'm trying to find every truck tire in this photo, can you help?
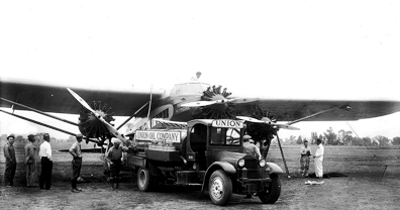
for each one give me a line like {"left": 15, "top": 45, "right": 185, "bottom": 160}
{"left": 208, "top": 170, "right": 233, "bottom": 206}
{"left": 137, "top": 168, "right": 153, "bottom": 192}
{"left": 258, "top": 173, "right": 281, "bottom": 204}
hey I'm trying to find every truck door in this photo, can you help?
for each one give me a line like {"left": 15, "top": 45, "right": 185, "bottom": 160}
{"left": 189, "top": 124, "right": 208, "bottom": 170}
{"left": 207, "top": 127, "right": 242, "bottom": 166}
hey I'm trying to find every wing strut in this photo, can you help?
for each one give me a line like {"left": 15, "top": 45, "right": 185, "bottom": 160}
{"left": 0, "top": 97, "right": 79, "bottom": 126}
{"left": 146, "top": 86, "right": 153, "bottom": 127}
{"left": 11, "top": 93, "right": 20, "bottom": 114}
{"left": 0, "top": 109, "right": 98, "bottom": 144}
{"left": 287, "top": 105, "right": 351, "bottom": 125}
{"left": 276, "top": 134, "right": 291, "bottom": 178}
{"left": 116, "top": 101, "right": 149, "bottom": 130}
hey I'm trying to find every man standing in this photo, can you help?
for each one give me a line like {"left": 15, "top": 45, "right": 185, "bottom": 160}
{"left": 300, "top": 139, "right": 312, "bottom": 177}
{"left": 69, "top": 134, "right": 83, "bottom": 193}
{"left": 242, "top": 135, "right": 262, "bottom": 160}
{"left": 313, "top": 138, "right": 325, "bottom": 179}
{"left": 25, "top": 134, "right": 37, "bottom": 187}
{"left": 39, "top": 133, "right": 53, "bottom": 189}
{"left": 106, "top": 139, "right": 128, "bottom": 189}
{"left": 242, "top": 134, "right": 262, "bottom": 198}
{"left": 3, "top": 134, "right": 16, "bottom": 187}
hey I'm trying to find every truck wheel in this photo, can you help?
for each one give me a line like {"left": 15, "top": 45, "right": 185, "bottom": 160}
{"left": 208, "top": 170, "right": 232, "bottom": 206}
{"left": 137, "top": 168, "right": 153, "bottom": 192}
{"left": 258, "top": 173, "right": 281, "bottom": 204}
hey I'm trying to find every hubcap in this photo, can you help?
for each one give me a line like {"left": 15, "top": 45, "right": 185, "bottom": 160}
{"left": 211, "top": 177, "right": 224, "bottom": 200}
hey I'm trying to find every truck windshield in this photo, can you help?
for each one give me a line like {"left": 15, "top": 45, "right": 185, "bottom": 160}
{"left": 210, "top": 128, "right": 241, "bottom": 146}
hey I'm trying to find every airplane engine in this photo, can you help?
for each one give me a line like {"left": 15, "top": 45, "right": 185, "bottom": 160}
{"left": 196, "top": 85, "right": 237, "bottom": 119}
{"left": 78, "top": 101, "right": 115, "bottom": 142}
{"left": 245, "top": 105, "right": 279, "bottom": 144}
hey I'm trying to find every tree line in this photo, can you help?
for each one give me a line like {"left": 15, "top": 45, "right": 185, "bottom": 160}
{"left": 283, "top": 127, "right": 400, "bottom": 146}
{"left": 0, "top": 134, "right": 65, "bottom": 143}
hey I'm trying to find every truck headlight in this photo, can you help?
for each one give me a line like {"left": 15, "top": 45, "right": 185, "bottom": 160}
{"left": 259, "top": 159, "right": 266, "bottom": 167}
{"left": 237, "top": 159, "right": 245, "bottom": 168}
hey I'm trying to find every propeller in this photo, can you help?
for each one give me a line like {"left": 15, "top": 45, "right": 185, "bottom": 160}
{"left": 67, "top": 88, "right": 127, "bottom": 145}
{"left": 180, "top": 100, "right": 218, "bottom": 107}
{"left": 236, "top": 116, "right": 300, "bottom": 130}
{"left": 228, "top": 97, "right": 259, "bottom": 104}
{"left": 67, "top": 88, "right": 96, "bottom": 114}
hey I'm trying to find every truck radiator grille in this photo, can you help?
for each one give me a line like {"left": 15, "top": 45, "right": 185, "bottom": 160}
{"left": 240, "top": 169, "right": 267, "bottom": 179}
{"left": 244, "top": 159, "right": 258, "bottom": 168}
{"left": 247, "top": 170, "right": 261, "bottom": 179}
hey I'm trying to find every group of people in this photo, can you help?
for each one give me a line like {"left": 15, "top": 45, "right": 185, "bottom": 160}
{"left": 69, "top": 135, "right": 128, "bottom": 192}
{"left": 3, "top": 133, "right": 127, "bottom": 192}
{"left": 300, "top": 138, "right": 325, "bottom": 178}
{"left": 4, "top": 132, "right": 324, "bottom": 190}
{"left": 3, "top": 134, "right": 40, "bottom": 187}
{"left": 241, "top": 134, "right": 325, "bottom": 179}
{"left": 3, "top": 133, "right": 55, "bottom": 189}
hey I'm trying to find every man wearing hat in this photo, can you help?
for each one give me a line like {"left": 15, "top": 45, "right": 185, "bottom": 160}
{"left": 300, "top": 139, "right": 312, "bottom": 177}
{"left": 69, "top": 133, "right": 83, "bottom": 192}
{"left": 242, "top": 134, "right": 262, "bottom": 160}
{"left": 106, "top": 138, "right": 128, "bottom": 189}
{"left": 39, "top": 133, "right": 53, "bottom": 189}
{"left": 3, "top": 134, "right": 16, "bottom": 186}
{"left": 25, "top": 134, "right": 37, "bottom": 187}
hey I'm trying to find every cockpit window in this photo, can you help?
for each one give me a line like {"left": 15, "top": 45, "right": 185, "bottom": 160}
{"left": 170, "top": 85, "right": 181, "bottom": 95}
{"left": 188, "top": 83, "right": 205, "bottom": 95}
{"left": 201, "top": 83, "right": 210, "bottom": 91}
{"left": 181, "top": 83, "right": 190, "bottom": 93}
{"left": 170, "top": 82, "right": 210, "bottom": 96}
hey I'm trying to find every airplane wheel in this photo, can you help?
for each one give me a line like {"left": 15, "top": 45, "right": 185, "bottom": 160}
{"left": 137, "top": 168, "right": 153, "bottom": 192}
{"left": 208, "top": 170, "right": 232, "bottom": 206}
{"left": 258, "top": 174, "right": 281, "bottom": 204}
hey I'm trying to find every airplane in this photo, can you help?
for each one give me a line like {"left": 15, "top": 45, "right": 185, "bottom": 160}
{"left": 2, "top": 72, "right": 400, "bottom": 178}
{"left": 1, "top": 72, "right": 400, "bottom": 147}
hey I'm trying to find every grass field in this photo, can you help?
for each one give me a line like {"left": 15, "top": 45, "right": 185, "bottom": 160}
{"left": 266, "top": 143, "right": 400, "bottom": 177}
{"left": 1, "top": 139, "right": 399, "bottom": 186}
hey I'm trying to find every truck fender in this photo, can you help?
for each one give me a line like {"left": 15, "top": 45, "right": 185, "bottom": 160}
{"left": 201, "top": 161, "right": 236, "bottom": 191}
{"left": 267, "top": 162, "right": 284, "bottom": 174}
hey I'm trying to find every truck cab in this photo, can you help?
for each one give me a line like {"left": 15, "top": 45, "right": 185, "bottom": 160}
{"left": 127, "top": 119, "right": 283, "bottom": 206}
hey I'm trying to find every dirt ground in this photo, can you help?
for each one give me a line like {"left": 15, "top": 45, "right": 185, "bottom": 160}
{"left": 1, "top": 173, "right": 399, "bottom": 210}
{"left": 1, "top": 142, "right": 399, "bottom": 209}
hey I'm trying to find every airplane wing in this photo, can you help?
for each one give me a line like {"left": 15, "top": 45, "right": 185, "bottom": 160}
{"left": 240, "top": 98, "right": 400, "bottom": 121}
{"left": 0, "top": 77, "right": 164, "bottom": 116}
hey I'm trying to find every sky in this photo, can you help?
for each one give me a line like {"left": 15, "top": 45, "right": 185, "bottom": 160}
{"left": 1, "top": 1, "right": 400, "bottom": 140}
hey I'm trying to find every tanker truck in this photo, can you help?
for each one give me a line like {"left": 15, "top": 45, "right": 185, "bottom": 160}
{"left": 126, "top": 119, "right": 284, "bottom": 206}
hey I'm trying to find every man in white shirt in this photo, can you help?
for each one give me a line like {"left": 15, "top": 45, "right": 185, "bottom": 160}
{"left": 39, "top": 133, "right": 53, "bottom": 189}
{"left": 313, "top": 138, "right": 325, "bottom": 179}
{"left": 300, "top": 139, "right": 312, "bottom": 177}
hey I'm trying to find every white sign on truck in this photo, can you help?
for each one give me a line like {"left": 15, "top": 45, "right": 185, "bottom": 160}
{"left": 212, "top": 119, "right": 244, "bottom": 128}
{"left": 135, "top": 130, "right": 181, "bottom": 143}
